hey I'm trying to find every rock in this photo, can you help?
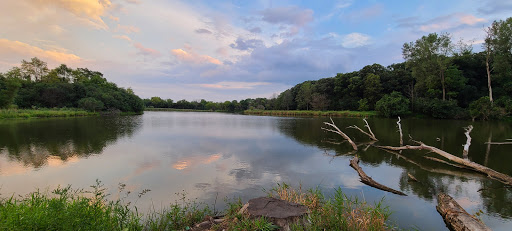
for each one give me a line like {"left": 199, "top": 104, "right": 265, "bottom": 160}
{"left": 239, "top": 197, "right": 308, "bottom": 231}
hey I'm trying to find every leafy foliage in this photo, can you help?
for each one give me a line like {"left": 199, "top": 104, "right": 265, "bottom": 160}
{"left": 375, "top": 92, "right": 410, "bottom": 117}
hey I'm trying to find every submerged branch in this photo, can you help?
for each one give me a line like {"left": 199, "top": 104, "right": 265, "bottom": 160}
{"left": 485, "top": 142, "right": 512, "bottom": 145}
{"left": 349, "top": 156, "right": 407, "bottom": 196}
{"left": 375, "top": 143, "right": 512, "bottom": 186}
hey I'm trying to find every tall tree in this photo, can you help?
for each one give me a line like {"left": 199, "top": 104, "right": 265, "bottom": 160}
{"left": 403, "top": 33, "right": 453, "bottom": 100}
{"left": 20, "top": 57, "right": 49, "bottom": 82}
{"left": 484, "top": 17, "right": 512, "bottom": 102}
{"left": 296, "top": 82, "right": 313, "bottom": 110}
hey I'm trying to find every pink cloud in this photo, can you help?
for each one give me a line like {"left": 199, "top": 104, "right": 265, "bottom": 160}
{"left": 171, "top": 48, "right": 222, "bottom": 65}
{"left": 134, "top": 43, "right": 161, "bottom": 57}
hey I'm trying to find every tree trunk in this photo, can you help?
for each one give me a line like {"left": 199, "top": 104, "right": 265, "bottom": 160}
{"left": 436, "top": 193, "right": 491, "bottom": 231}
{"left": 441, "top": 70, "right": 446, "bottom": 101}
{"left": 486, "top": 49, "right": 493, "bottom": 103}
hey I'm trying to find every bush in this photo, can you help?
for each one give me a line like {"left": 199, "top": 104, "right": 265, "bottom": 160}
{"left": 469, "top": 96, "right": 506, "bottom": 120}
{"left": 375, "top": 92, "right": 410, "bottom": 117}
{"left": 414, "top": 98, "right": 466, "bottom": 119}
{"left": 78, "top": 97, "right": 104, "bottom": 112}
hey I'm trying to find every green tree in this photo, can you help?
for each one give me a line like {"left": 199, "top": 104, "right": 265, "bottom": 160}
{"left": 375, "top": 92, "right": 410, "bottom": 117}
{"left": 20, "top": 57, "right": 49, "bottom": 82}
{"left": 0, "top": 75, "right": 21, "bottom": 108}
{"left": 296, "top": 82, "right": 313, "bottom": 110}
{"left": 403, "top": 33, "right": 453, "bottom": 101}
{"left": 363, "top": 73, "right": 383, "bottom": 109}
{"left": 484, "top": 17, "right": 512, "bottom": 102}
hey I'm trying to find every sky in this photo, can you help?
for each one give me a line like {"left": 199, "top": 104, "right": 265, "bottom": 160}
{"left": 0, "top": 0, "right": 511, "bottom": 101}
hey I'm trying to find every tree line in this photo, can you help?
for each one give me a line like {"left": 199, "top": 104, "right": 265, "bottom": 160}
{"left": 144, "top": 17, "right": 511, "bottom": 120}
{"left": 0, "top": 58, "right": 144, "bottom": 113}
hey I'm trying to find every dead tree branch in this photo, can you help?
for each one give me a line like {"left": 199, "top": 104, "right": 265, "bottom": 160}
{"left": 349, "top": 156, "right": 407, "bottom": 196}
{"left": 364, "top": 118, "right": 377, "bottom": 140}
{"left": 397, "top": 116, "right": 404, "bottom": 146}
{"left": 485, "top": 142, "right": 512, "bottom": 145}
{"left": 375, "top": 142, "right": 512, "bottom": 186}
{"left": 462, "top": 125, "right": 473, "bottom": 159}
{"left": 437, "top": 193, "right": 491, "bottom": 231}
{"left": 322, "top": 117, "right": 358, "bottom": 150}
{"left": 407, "top": 173, "right": 419, "bottom": 182}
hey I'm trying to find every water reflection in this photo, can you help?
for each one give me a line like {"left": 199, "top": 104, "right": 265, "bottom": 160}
{"left": 0, "top": 112, "right": 511, "bottom": 230}
{"left": 0, "top": 116, "right": 142, "bottom": 170}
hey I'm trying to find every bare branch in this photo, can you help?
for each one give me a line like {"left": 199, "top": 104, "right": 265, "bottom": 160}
{"left": 322, "top": 118, "right": 358, "bottom": 150}
{"left": 397, "top": 116, "right": 404, "bottom": 146}
{"left": 349, "top": 156, "right": 407, "bottom": 196}
{"left": 363, "top": 118, "right": 377, "bottom": 140}
{"left": 375, "top": 143, "right": 512, "bottom": 186}
{"left": 485, "top": 142, "right": 512, "bottom": 145}
{"left": 462, "top": 125, "right": 473, "bottom": 159}
{"left": 347, "top": 125, "right": 378, "bottom": 141}
{"left": 407, "top": 173, "right": 419, "bottom": 182}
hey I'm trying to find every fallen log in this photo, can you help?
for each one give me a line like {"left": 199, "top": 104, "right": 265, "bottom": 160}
{"left": 436, "top": 193, "right": 491, "bottom": 231}
{"left": 349, "top": 156, "right": 407, "bottom": 196}
{"left": 376, "top": 142, "right": 512, "bottom": 186}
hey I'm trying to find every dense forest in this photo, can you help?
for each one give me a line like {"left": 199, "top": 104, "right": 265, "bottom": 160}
{"left": 0, "top": 58, "right": 144, "bottom": 113}
{"left": 145, "top": 17, "right": 512, "bottom": 120}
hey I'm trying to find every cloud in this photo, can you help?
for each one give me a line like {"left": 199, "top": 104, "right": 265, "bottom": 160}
{"left": 28, "top": 0, "right": 113, "bottom": 30}
{"left": 197, "top": 81, "right": 271, "bottom": 89}
{"left": 113, "top": 35, "right": 132, "bottom": 42}
{"left": 249, "top": 27, "right": 262, "bottom": 34}
{"left": 341, "top": 33, "right": 372, "bottom": 48}
{"left": 478, "top": 0, "right": 512, "bottom": 14}
{"left": 260, "top": 6, "right": 314, "bottom": 27}
{"left": 335, "top": 0, "right": 353, "bottom": 9}
{"left": 398, "top": 13, "right": 486, "bottom": 32}
{"left": 195, "top": 28, "right": 213, "bottom": 34}
{"left": 171, "top": 48, "right": 222, "bottom": 65}
{"left": 0, "top": 39, "right": 81, "bottom": 68}
{"left": 134, "top": 43, "right": 161, "bottom": 57}
{"left": 115, "top": 24, "right": 140, "bottom": 34}
{"left": 344, "top": 4, "right": 383, "bottom": 21}
{"left": 230, "top": 38, "right": 264, "bottom": 51}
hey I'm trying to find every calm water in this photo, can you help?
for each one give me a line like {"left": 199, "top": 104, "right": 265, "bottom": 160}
{"left": 1, "top": 112, "right": 511, "bottom": 230}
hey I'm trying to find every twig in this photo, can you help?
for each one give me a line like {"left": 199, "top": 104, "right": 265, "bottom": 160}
{"left": 322, "top": 117, "right": 358, "bottom": 150}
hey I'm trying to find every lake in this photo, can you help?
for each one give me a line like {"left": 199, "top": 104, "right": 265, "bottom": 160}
{"left": 1, "top": 111, "right": 511, "bottom": 230}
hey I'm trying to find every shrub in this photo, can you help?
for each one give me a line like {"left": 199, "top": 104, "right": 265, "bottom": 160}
{"left": 78, "top": 97, "right": 104, "bottom": 112}
{"left": 469, "top": 96, "right": 506, "bottom": 120}
{"left": 414, "top": 98, "right": 466, "bottom": 119}
{"left": 375, "top": 92, "right": 410, "bottom": 117}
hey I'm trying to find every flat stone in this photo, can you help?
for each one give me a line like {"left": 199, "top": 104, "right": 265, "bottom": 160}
{"left": 239, "top": 197, "right": 308, "bottom": 231}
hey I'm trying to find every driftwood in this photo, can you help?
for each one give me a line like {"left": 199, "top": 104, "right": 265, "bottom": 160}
{"left": 462, "top": 125, "right": 473, "bottom": 159}
{"left": 376, "top": 141, "right": 512, "bottom": 186}
{"left": 322, "top": 118, "right": 358, "bottom": 150}
{"left": 348, "top": 118, "right": 378, "bottom": 141}
{"left": 397, "top": 116, "right": 404, "bottom": 146}
{"left": 485, "top": 142, "right": 512, "bottom": 145}
{"left": 407, "top": 173, "right": 419, "bottom": 182}
{"left": 349, "top": 156, "right": 407, "bottom": 196}
{"left": 436, "top": 193, "right": 491, "bottom": 231}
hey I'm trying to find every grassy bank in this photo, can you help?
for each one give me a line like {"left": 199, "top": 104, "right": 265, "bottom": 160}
{"left": 145, "top": 108, "right": 215, "bottom": 112}
{"left": 244, "top": 110, "right": 377, "bottom": 118}
{"left": 0, "top": 108, "right": 98, "bottom": 119}
{"left": 0, "top": 182, "right": 392, "bottom": 231}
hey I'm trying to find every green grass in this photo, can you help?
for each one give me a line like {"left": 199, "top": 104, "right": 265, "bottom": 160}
{"left": 244, "top": 110, "right": 378, "bottom": 118}
{"left": 0, "top": 182, "right": 393, "bottom": 231}
{"left": 144, "top": 108, "right": 214, "bottom": 112}
{"left": 0, "top": 108, "right": 98, "bottom": 119}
